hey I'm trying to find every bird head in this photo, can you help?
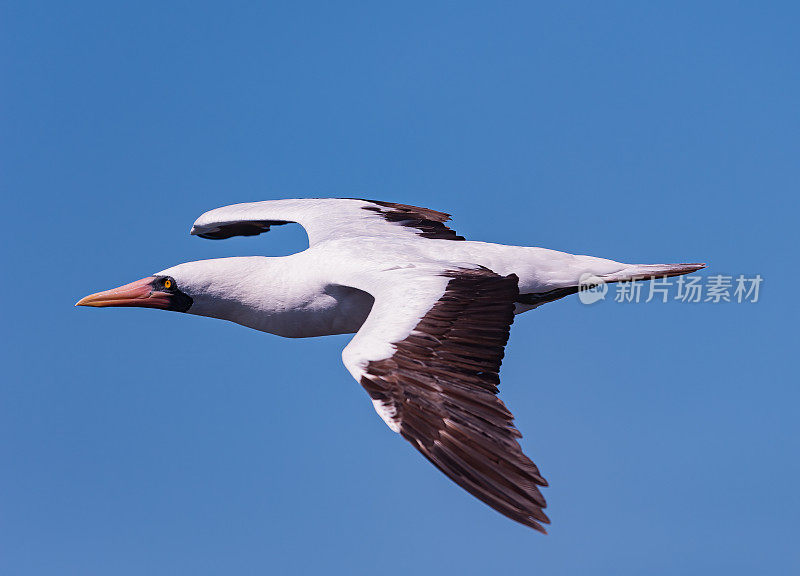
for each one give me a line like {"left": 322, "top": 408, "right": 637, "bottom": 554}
{"left": 75, "top": 257, "right": 271, "bottom": 319}
{"left": 75, "top": 271, "right": 194, "bottom": 312}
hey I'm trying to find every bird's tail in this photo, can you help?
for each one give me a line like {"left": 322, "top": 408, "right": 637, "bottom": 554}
{"left": 514, "top": 257, "right": 706, "bottom": 308}
{"left": 596, "top": 262, "right": 707, "bottom": 283}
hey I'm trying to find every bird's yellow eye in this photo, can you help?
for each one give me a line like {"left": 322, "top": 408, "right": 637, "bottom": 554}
{"left": 163, "top": 279, "right": 172, "bottom": 289}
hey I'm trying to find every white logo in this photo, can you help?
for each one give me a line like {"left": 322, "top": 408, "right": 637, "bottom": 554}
{"left": 577, "top": 273, "right": 607, "bottom": 305}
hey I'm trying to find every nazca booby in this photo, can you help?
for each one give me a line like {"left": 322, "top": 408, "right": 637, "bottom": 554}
{"left": 77, "top": 198, "right": 705, "bottom": 532}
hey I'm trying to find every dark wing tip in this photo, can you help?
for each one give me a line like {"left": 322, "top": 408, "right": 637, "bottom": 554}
{"left": 530, "top": 518, "right": 549, "bottom": 534}
{"left": 360, "top": 268, "right": 550, "bottom": 532}
{"left": 359, "top": 199, "right": 465, "bottom": 241}
{"left": 190, "top": 220, "right": 290, "bottom": 240}
{"left": 362, "top": 199, "right": 453, "bottom": 222}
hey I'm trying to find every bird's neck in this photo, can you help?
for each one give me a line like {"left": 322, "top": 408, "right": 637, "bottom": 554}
{"left": 182, "top": 256, "right": 371, "bottom": 338}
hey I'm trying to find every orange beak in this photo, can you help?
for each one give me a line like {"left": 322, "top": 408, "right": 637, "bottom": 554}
{"left": 75, "top": 276, "right": 172, "bottom": 309}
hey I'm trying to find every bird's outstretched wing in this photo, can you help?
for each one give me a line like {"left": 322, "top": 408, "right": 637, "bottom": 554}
{"left": 190, "top": 198, "right": 465, "bottom": 246}
{"left": 341, "top": 267, "right": 549, "bottom": 532}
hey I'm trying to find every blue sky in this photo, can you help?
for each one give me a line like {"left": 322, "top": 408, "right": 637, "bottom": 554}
{"left": 2, "top": 2, "right": 798, "bottom": 574}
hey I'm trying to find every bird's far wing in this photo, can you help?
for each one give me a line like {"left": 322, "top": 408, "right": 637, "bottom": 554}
{"left": 190, "top": 198, "right": 465, "bottom": 246}
{"left": 341, "top": 267, "right": 549, "bottom": 532}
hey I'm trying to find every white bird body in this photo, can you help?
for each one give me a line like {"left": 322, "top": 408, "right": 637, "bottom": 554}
{"left": 79, "top": 198, "right": 705, "bottom": 532}
{"left": 159, "top": 255, "right": 373, "bottom": 338}
{"left": 159, "top": 238, "right": 635, "bottom": 337}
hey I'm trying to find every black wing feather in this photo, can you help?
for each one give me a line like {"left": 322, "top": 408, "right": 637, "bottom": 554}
{"left": 359, "top": 269, "right": 549, "bottom": 532}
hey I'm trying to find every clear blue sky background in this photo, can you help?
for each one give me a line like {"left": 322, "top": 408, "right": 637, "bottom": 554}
{"left": 2, "top": 2, "right": 798, "bottom": 574}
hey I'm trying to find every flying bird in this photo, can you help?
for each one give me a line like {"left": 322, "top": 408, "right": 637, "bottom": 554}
{"left": 77, "top": 198, "right": 704, "bottom": 532}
